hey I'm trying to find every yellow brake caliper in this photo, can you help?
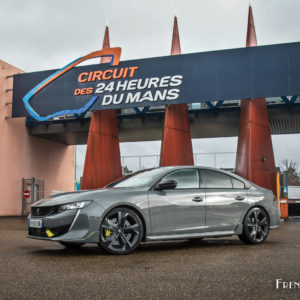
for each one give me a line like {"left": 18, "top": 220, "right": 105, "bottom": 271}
{"left": 104, "top": 229, "right": 111, "bottom": 238}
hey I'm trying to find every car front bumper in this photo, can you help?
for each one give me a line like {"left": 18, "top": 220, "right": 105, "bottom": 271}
{"left": 28, "top": 201, "right": 104, "bottom": 243}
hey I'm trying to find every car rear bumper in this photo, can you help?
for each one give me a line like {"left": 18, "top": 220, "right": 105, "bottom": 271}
{"left": 269, "top": 207, "right": 281, "bottom": 230}
{"left": 270, "top": 217, "right": 284, "bottom": 230}
{"left": 270, "top": 224, "right": 280, "bottom": 230}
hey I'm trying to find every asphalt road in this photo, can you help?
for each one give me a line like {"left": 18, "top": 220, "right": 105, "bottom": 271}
{"left": 0, "top": 217, "right": 300, "bottom": 300}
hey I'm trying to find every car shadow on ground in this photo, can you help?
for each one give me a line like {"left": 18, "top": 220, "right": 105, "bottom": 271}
{"left": 27, "top": 238, "right": 279, "bottom": 257}
{"left": 137, "top": 238, "right": 278, "bottom": 253}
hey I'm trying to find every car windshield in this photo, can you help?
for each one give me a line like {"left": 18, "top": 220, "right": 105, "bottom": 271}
{"left": 109, "top": 168, "right": 166, "bottom": 188}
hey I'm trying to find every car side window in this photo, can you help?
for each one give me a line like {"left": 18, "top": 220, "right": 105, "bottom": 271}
{"left": 230, "top": 177, "right": 245, "bottom": 189}
{"left": 201, "top": 169, "right": 232, "bottom": 188}
{"left": 162, "top": 169, "right": 200, "bottom": 189}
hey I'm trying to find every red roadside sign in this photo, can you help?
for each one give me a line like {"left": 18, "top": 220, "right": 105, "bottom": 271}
{"left": 23, "top": 189, "right": 31, "bottom": 199}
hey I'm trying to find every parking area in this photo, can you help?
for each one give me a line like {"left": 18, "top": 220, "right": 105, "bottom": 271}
{"left": 0, "top": 217, "right": 300, "bottom": 300}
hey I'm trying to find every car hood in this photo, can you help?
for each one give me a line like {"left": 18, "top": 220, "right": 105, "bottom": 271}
{"left": 32, "top": 187, "right": 147, "bottom": 207}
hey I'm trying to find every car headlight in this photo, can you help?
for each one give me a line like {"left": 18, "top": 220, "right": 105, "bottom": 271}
{"left": 59, "top": 200, "right": 92, "bottom": 212}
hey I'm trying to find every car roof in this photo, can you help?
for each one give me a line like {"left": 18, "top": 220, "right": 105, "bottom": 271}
{"left": 148, "top": 166, "right": 252, "bottom": 184}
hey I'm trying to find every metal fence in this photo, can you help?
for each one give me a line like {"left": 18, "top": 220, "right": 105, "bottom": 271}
{"left": 121, "top": 152, "right": 236, "bottom": 173}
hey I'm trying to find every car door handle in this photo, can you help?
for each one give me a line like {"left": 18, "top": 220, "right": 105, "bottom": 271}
{"left": 235, "top": 195, "right": 245, "bottom": 201}
{"left": 192, "top": 197, "right": 203, "bottom": 202}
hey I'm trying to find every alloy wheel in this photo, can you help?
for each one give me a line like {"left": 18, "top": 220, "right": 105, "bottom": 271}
{"left": 99, "top": 208, "right": 143, "bottom": 254}
{"left": 245, "top": 208, "right": 269, "bottom": 243}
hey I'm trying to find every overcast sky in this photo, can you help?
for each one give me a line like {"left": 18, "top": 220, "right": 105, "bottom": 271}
{"left": 1, "top": 0, "right": 300, "bottom": 179}
{"left": 2, "top": 0, "right": 300, "bottom": 71}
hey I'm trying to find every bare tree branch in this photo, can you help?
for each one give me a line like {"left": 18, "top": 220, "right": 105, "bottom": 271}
{"left": 281, "top": 159, "right": 300, "bottom": 185}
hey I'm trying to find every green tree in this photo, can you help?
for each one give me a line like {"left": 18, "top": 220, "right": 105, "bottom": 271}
{"left": 123, "top": 165, "right": 133, "bottom": 174}
{"left": 281, "top": 159, "right": 300, "bottom": 185}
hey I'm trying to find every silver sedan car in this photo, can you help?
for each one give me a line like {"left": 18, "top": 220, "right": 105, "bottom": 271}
{"left": 28, "top": 166, "right": 281, "bottom": 254}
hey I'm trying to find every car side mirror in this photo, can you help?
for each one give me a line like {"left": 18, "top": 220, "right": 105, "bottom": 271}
{"left": 156, "top": 179, "right": 177, "bottom": 191}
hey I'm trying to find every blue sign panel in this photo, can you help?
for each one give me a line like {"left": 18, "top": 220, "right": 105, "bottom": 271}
{"left": 12, "top": 42, "right": 300, "bottom": 120}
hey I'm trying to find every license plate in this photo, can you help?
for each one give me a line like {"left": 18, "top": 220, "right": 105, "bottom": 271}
{"left": 29, "top": 219, "right": 43, "bottom": 228}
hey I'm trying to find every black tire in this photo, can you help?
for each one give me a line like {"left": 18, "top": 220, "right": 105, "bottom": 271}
{"left": 98, "top": 207, "right": 144, "bottom": 255}
{"left": 238, "top": 207, "right": 270, "bottom": 244}
{"left": 59, "top": 241, "right": 85, "bottom": 248}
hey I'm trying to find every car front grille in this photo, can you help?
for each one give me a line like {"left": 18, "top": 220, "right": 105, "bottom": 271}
{"left": 28, "top": 225, "right": 70, "bottom": 238}
{"left": 31, "top": 206, "right": 58, "bottom": 217}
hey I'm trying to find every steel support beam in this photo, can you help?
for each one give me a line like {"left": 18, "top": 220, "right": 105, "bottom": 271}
{"left": 235, "top": 6, "right": 276, "bottom": 194}
{"left": 160, "top": 17, "right": 194, "bottom": 166}
{"left": 281, "top": 96, "right": 298, "bottom": 104}
{"left": 133, "top": 107, "right": 150, "bottom": 114}
{"left": 206, "top": 101, "right": 224, "bottom": 110}
{"left": 81, "top": 26, "right": 122, "bottom": 189}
